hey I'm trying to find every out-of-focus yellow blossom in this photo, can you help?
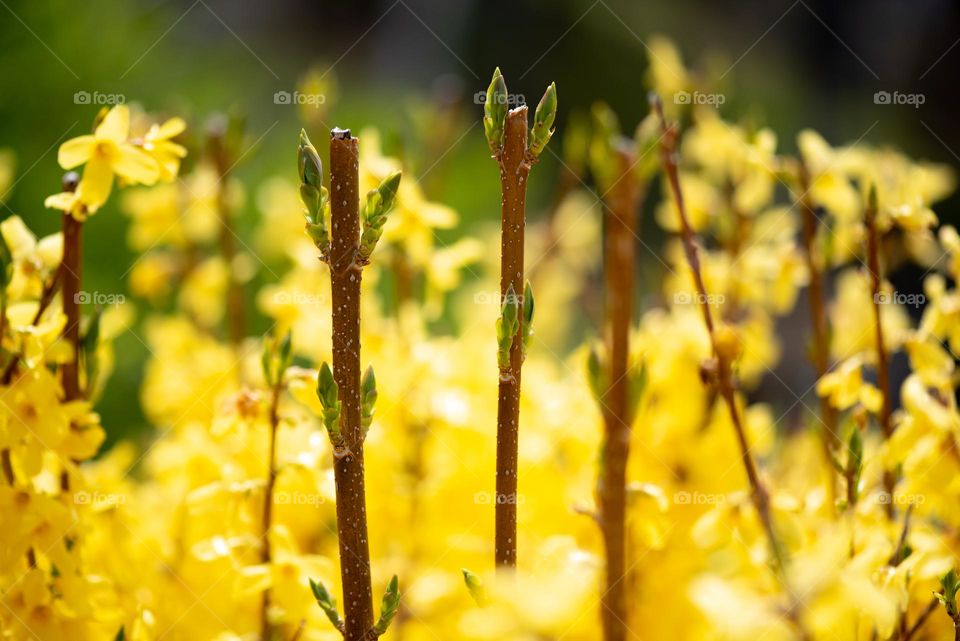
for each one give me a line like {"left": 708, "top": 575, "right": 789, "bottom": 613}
{"left": 829, "top": 268, "right": 908, "bottom": 359}
{"left": 645, "top": 35, "right": 690, "bottom": 112}
{"left": 139, "top": 117, "right": 188, "bottom": 181}
{"left": 178, "top": 256, "right": 229, "bottom": 329}
{"left": 816, "top": 355, "right": 882, "bottom": 412}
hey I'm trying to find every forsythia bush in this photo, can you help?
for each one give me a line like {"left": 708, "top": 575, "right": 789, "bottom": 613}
{"left": 1, "top": 37, "right": 959, "bottom": 641}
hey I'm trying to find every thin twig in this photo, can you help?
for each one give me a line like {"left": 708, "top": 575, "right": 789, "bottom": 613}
{"left": 864, "top": 189, "right": 896, "bottom": 516}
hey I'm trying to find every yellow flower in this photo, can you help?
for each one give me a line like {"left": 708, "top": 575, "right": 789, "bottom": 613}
{"left": 52, "top": 105, "right": 160, "bottom": 211}
{"left": 140, "top": 117, "right": 188, "bottom": 182}
{"left": 816, "top": 356, "right": 883, "bottom": 412}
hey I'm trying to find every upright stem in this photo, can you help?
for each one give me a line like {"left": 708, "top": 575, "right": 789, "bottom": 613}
{"left": 797, "top": 163, "right": 840, "bottom": 495}
{"left": 260, "top": 376, "right": 282, "bottom": 640}
{"left": 209, "top": 131, "right": 246, "bottom": 346}
{"left": 864, "top": 195, "right": 896, "bottom": 515}
{"left": 598, "top": 145, "right": 639, "bottom": 641}
{"left": 328, "top": 129, "right": 374, "bottom": 640}
{"left": 61, "top": 213, "right": 83, "bottom": 402}
{"left": 59, "top": 173, "right": 83, "bottom": 495}
{"left": 495, "top": 107, "right": 530, "bottom": 570}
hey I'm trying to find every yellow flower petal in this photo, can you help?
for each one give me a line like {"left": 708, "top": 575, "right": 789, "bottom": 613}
{"left": 114, "top": 144, "right": 160, "bottom": 185}
{"left": 80, "top": 156, "right": 115, "bottom": 209}
{"left": 95, "top": 104, "right": 130, "bottom": 142}
{"left": 153, "top": 117, "right": 187, "bottom": 140}
{"left": 57, "top": 135, "right": 95, "bottom": 169}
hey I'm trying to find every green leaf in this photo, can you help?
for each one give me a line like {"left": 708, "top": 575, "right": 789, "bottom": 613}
{"left": 483, "top": 67, "right": 508, "bottom": 155}
{"left": 113, "top": 626, "right": 125, "bottom": 641}
{"left": 309, "top": 578, "right": 344, "bottom": 631}
{"left": 528, "top": 81, "right": 557, "bottom": 158}
{"left": 372, "top": 575, "right": 401, "bottom": 635}
{"left": 586, "top": 345, "right": 607, "bottom": 406}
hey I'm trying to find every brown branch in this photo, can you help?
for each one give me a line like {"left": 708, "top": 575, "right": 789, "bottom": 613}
{"left": 260, "top": 375, "right": 283, "bottom": 641}
{"left": 328, "top": 128, "right": 374, "bottom": 640}
{"left": 495, "top": 107, "right": 530, "bottom": 570}
{"left": 864, "top": 190, "right": 896, "bottom": 516}
{"left": 208, "top": 125, "right": 246, "bottom": 346}
{"left": 903, "top": 597, "right": 939, "bottom": 641}
{"left": 597, "top": 143, "right": 640, "bottom": 641}
{"left": 796, "top": 162, "right": 840, "bottom": 499}
{"left": 652, "top": 95, "right": 786, "bottom": 574}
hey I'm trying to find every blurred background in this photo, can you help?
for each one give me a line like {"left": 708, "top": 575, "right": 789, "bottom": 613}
{"left": 0, "top": 0, "right": 957, "bottom": 440}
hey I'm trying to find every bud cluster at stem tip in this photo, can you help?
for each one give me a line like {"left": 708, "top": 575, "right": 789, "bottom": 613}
{"left": 298, "top": 129, "right": 330, "bottom": 258}
{"left": 482, "top": 67, "right": 557, "bottom": 160}
{"left": 358, "top": 170, "right": 402, "bottom": 264}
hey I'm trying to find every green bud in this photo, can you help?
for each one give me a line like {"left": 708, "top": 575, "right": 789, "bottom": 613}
{"left": 361, "top": 365, "right": 378, "bottom": 435}
{"left": 496, "top": 284, "right": 520, "bottom": 370}
{"left": 868, "top": 182, "right": 878, "bottom": 212}
{"left": 262, "top": 330, "right": 293, "bottom": 387}
{"left": 626, "top": 362, "right": 647, "bottom": 424}
{"left": 528, "top": 82, "right": 557, "bottom": 158}
{"left": 372, "top": 575, "right": 400, "bottom": 636}
{"left": 316, "top": 362, "right": 342, "bottom": 442}
{"left": 298, "top": 129, "right": 323, "bottom": 189}
{"left": 937, "top": 568, "right": 960, "bottom": 623}
{"left": 309, "top": 578, "right": 344, "bottom": 632}
{"left": 586, "top": 344, "right": 607, "bottom": 406}
{"left": 521, "top": 280, "right": 535, "bottom": 354}
{"left": 299, "top": 130, "right": 330, "bottom": 256}
{"left": 358, "top": 170, "right": 403, "bottom": 263}
{"left": 461, "top": 568, "right": 488, "bottom": 606}
{"left": 483, "top": 67, "right": 508, "bottom": 155}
